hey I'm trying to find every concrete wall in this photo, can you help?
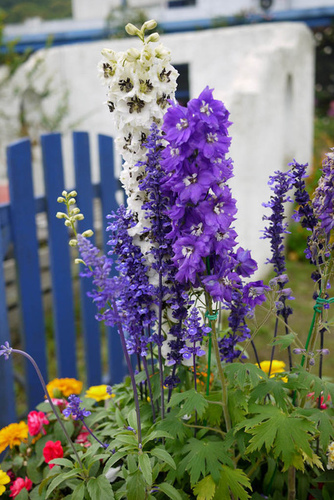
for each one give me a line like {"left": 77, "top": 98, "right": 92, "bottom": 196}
{"left": 3, "top": 22, "right": 315, "bottom": 275}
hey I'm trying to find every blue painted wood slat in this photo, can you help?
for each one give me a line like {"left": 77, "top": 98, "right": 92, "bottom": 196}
{"left": 73, "top": 131, "right": 102, "bottom": 386}
{"left": 0, "top": 228, "right": 16, "bottom": 427}
{"left": 41, "top": 133, "right": 77, "bottom": 379}
{"left": 98, "top": 134, "right": 126, "bottom": 384}
{"left": 7, "top": 139, "right": 47, "bottom": 409}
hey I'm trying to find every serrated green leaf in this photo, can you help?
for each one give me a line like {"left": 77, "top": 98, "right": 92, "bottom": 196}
{"left": 269, "top": 332, "right": 296, "bottom": 350}
{"left": 214, "top": 466, "right": 252, "bottom": 500}
{"left": 298, "top": 408, "right": 334, "bottom": 450}
{"left": 126, "top": 470, "right": 146, "bottom": 500}
{"left": 249, "top": 379, "right": 289, "bottom": 410}
{"left": 193, "top": 475, "right": 216, "bottom": 500}
{"left": 158, "top": 482, "right": 182, "bottom": 500}
{"left": 228, "top": 389, "right": 247, "bottom": 426}
{"left": 138, "top": 453, "right": 152, "bottom": 485}
{"left": 168, "top": 389, "right": 208, "bottom": 419}
{"left": 224, "top": 363, "right": 264, "bottom": 389}
{"left": 242, "top": 406, "right": 317, "bottom": 470}
{"left": 181, "top": 437, "right": 233, "bottom": 486}
{"left": 70, "top": 482, "right": 86, "bottom": 500}
{"left": 150, "top": 447, "right": 176, "bottom": 470}
{"left": 156, "top": 409, "right": 191, "bottom": 442}
{"left": 87, "top": 475, "right": 115, "bottom": 499}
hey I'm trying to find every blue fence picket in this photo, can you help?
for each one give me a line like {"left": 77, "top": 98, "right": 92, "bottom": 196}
{"left": 7, "top": 139, "right": 47, "bottom": 409}
{"left": 0, "top": 228, "right": 16, "bottom": 428}
{"left": 98, "top": 134, "right": 127, "bottom": 383}
{"left": 41, "top": 133, "right": 77, "bottom": 379}
{"left": 73, "top": 131, "right": 102, "bottom": 386}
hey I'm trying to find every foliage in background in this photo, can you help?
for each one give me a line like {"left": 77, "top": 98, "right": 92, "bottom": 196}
{"left": 0, "top": 0, "right": 71, "bottom": 24}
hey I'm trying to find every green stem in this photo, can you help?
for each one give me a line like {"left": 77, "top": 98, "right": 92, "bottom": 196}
{"left": 287, "top": 466, "right": 296, "bottom": 500}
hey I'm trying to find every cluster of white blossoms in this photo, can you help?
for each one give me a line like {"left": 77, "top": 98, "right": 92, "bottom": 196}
{"left": 98, "top": 20, "right": 178, "bottom": 237}
{"left": 327, "top": 441, "right": 334, "bottom": 469}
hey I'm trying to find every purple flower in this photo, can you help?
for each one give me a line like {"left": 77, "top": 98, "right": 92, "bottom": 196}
{"left": 173, "top": 236, "right": 207, "bottom": 284}
{"left": 0, "top": 341, "right": 12, "bottom": 360}
{"left": 234, "top": 247, "right": 258, "bottom": 278}
{"left": 202, "top": 269, "right": 241, "bottom": 302}
{"left": 63, "top": 394, "right": 91, "bottom": 421}
{"left": 162, "top": 104, "right": 192, "bottom": 145}
{"left": 243, "top": 281, "right": 269, "bottom": 308}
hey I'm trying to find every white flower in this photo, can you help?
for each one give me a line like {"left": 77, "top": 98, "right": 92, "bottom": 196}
{"left": 105, "top": 466, "right": 121, "bottom": 483}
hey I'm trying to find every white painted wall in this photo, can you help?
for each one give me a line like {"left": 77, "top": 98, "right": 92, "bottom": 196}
{"left": 2, "top": 23, "right": 314, "bottom": 274}
{"left": 72, "top": 0, "right": 334, "bottom": 22}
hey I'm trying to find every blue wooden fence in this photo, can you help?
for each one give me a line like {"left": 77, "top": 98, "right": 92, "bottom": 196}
{"left": 0, "top": 131, "right": 127, "bottom": 428}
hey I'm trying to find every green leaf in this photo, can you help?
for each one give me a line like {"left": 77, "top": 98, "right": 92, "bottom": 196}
{"left": 181, "top": 437, "right": 233, "bottom": 486}
{"left": 228, "top": 389, "right": 247, "bottom": 426}
{"left": 142, "top": 430, "right": 174, "bottom": 446}
{"left": 87, "top": 476, "right": 115, "bottom": 500}
{"left": 138, "top": 453, "right": 152, "bottom": 486}
{"left": 240, "top": 405, "right": 317, "bottom": 470}
{"left": 298, "top": 408, "right": 334, "bottom": 450}
{"left": 158, "top": 482, "right": 183, "bottom": 500}
{"left": 193, "top": 475, "right": 216, "bottom": 500}
{"left": 214, "top": 466, "right": 252, "bottom": 500}
{"left": 70, "top": 482, "right": 86, "bottom": 500}
{"left": 249, "top": 379, "right": 289, "bottom": 410}
{"left": 27, "top": 455, "right": 43, "bottom": 483}
{"left": 126, "top": 470, "right": 146, "bottom": 500}
{"left": 103, "top": 450, "right": 129, "bottom": 473}
{"left": 30, "top": 485, "right": 46, "bottom": 500}
{"left": 48, "top": 457, "right": 74, "bottom": 468}
{"left": 45, "top": 469, "right": 80, "bottom": 499}
{"left": 15, "top": 489, "right": 29, "bottom": 500}
{"left": 150, "top": 447, "right": 176, "bottom": 470}
{"left": 156, "top": 409, "right": 190, "bottom": 442}
{"left": 168, "top": 389, "right": 208, "bottom": 419}
{"left": 128, "top": 409, "right": 138, "bottom": 432}
{"left": 269, "top": 332, "right": 296, "bottom": 350}
{"left": 224, "top": 363, "right": 264, "bottom": 389}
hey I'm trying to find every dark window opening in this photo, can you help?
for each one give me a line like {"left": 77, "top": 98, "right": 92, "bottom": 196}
{"left": 168, "top": 0, "right": 196, "bottom": 8}
{"left": 174, "top": 64, "right": 190, "bottom": 106}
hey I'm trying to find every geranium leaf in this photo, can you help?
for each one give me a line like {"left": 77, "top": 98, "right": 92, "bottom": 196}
{"left": 249, "top": 379, "right": 289, "bottom": 410}
{"left": 168, "top": 389, "right": 208, "bottom": 419}
{"left": 182, "top": 437, "right": 233, "bottom": 485}
{"left": 213, "top": 466, "right": 252, "bottom": 500}
{"left": 156, "top": 409, "right": 191, "bottom": 442}
{"left": 269, "top": 332, "right": 296, "bottom": 349}
{"left": 297, "top": 408, "right": 334, "bottom": 450}
{"left": 193, "top": 475, "right": 216, "bottom": 500}
{"left": 224, "top": 363, "right": 264, "bottom": 389}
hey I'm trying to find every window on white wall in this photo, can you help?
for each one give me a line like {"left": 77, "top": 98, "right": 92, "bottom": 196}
{"left": 174, "top": 64, "right": 190, "bottom": 105}
{"left": 168, "top": 0, "right": 196, "bottom": 8}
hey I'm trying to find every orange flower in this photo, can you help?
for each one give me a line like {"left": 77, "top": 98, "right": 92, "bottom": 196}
{"left": 46, "top": 378, "right": 83, "bottom": 398}
{"left": 0, "top": 421, "right": 28, "bottom": 453}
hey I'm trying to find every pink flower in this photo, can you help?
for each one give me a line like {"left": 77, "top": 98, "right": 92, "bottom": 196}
{"left": 43, "top": 440, "right": 64, "bottom": 468}
{"left": 27, "top": 411, "right": 49, "bottom": 436}
{"left": 10, "top": 477, "right": 32, "bottom": 497}
{"left": 75, "top": 429, "right": 91, "bottom": 448}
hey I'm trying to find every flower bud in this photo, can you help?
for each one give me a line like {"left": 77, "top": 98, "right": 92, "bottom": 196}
{"left": 125, "top": 23, "right": 140, "bottom": 36}
{"left": 57, "top": 197, "right": 65, "bottom": 203}
{"left": 146, "top": 33, "right": 160, "bottom": 44}
{"left": 56, "top": 212, "right": 66, "bottom": 219}
{"left": 141, "top": 19, "right": 157, "bottom": 32}
{"left": 101, "top": 48, "right": 116, "bottom": 59}
{"left": 68, "top": 198, "right": 76, "bottom": 205}
{"left": 69, "top": 239, "right": 78, "bottom": 247}
{"left": 62, "top": 190, "right": 68, "bottom": 197}
{"left": 82, "top": 229, "right": 94, "bottom": 238}
{"left": 74, "top": 258, "right": 85, "bottom": 265}
{"left": 68, "top": 190, "right": 77, "bottom": 198}
{"left": 125, "top": 48, "right": 140, "bottom": 62}
{"left": 74, "top": 214, "right": 84, "bottom": 220}
{"left": 64, "top": 220, "right": 72, "bottom": 227}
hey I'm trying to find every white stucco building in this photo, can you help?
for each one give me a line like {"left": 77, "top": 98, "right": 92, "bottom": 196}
{"left": 1, "top": 21, "right": 315, "bottom": 274}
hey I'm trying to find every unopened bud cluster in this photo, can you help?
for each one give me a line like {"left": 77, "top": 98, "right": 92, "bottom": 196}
{"left": 56, "top": 190, "right": 94, "bottom": 248}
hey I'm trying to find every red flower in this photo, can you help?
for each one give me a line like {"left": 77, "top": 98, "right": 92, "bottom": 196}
{"left": 43, "top": 440, "right": 64, "bottom": 468}
{"left": 9, "top": 477, "right": 32, "bottom": 497}
{"left": 27, "top": 411, "right": 49, "bottom": 436}
{"left": 75, "top": 429, "right": 91, "bottom": 448}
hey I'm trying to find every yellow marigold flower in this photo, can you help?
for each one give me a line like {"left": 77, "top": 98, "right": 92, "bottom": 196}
{"left": 46, "top": 378, "right": 83, "bottom": 398}
{"left": 258, "top": 360, "right": 286, "bottom": 376}
{"left": 0, "top": 421, "right": 28, "bottom": 454}
{"left": 0, "top": 469, "right": 10, "bottom": 496}
{"left": 85, "top": 385, "right": 114, "bottom": 402}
